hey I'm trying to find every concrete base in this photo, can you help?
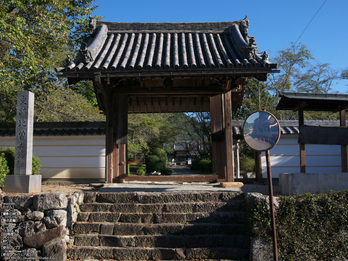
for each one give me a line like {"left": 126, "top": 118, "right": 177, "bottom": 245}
{"left": 279, "top": 173, "right": 348, "bottom": 196}
{"left": 3, "top": 175, "right": 42, "bottom": 193}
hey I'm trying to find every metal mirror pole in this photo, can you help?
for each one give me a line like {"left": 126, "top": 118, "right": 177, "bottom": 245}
{"left": 266, "top": 149, "right": 278, "bottom": 261}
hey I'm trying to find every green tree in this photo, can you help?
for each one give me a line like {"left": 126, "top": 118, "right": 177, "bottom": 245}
{"left": 128, "top": 113, "right": 173, "bottom": 161}
{"left": 264, "top": 42, "right": 339, "bottom": 120}
{"left": 178, "top": 112, "right": 212, "bottom": 159}
{"left": 0, "top": 0, "right": 103, "bottom": 122}
{"left": 234, "top": 78, "right": 276, "bottom": 119}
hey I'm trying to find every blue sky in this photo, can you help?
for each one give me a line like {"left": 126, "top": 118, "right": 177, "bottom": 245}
{"left": 92, "top": 0, "right": 348, "bottom": 93}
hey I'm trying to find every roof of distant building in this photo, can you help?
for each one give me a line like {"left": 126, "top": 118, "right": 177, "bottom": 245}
{"left": 277, "top": 92, "right": 348, "bottom": 112}
{"left": 1, "top": 120, "right": 345, "bottom": 138}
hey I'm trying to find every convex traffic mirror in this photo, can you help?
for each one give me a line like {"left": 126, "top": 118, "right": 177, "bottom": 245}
{"left": 243, "top": 111, "right": 281, "bottom": 151}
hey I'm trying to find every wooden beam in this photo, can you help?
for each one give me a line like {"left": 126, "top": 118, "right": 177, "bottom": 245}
{"left": 293, "top": 101, "right": 308, "bottom": 112}
{"left": 121, "top": 175, "right": 218, "bottom": 183}
{"left": 298, "top": 125, "right": 348, "bottom": 145}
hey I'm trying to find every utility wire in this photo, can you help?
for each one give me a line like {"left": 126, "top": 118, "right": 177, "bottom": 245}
{"left": 294, "top": 0, "right": 327, "bottom": 44}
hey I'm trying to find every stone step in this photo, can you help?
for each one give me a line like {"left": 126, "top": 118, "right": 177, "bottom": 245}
{"left": 84, "top": 191, "right": 245, "bottom": 204}
{"left": 73, "top": 222, "right": 248, "bottom": 236}
{"left": 74, "top": 234, "right": 250, "bottom": 248}
{"left": 79, "top": 201, "right": 245, "bottom": 213}
{"left": 67, "top": 246, "right": 249, "bottom": 260}
{"left": 77, "top": 211, "right": 246, "bottom": 224}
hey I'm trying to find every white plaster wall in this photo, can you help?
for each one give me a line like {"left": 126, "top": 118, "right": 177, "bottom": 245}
{"left": 261, "top": 135, "right": 343, "bottom": 178}
{"left": 0, "top": 135, "right": 105, "bottom": 179}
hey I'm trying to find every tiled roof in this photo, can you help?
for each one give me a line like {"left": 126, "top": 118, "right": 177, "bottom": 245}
{"left": 57, "top": 17, "right": 277, "bottom": 74}
{"left": 277, "top": 92, "right": 348, "bottom": 112}
{"left": 0, "top": 122, "right": 105, "bottom": 137}
{"left": 3, "top": 120, "right": 344, "bottom": 137}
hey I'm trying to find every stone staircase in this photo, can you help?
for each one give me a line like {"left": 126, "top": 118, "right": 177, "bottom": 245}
{"left": 67, "top": 191, "right": 250, "bottom": 260}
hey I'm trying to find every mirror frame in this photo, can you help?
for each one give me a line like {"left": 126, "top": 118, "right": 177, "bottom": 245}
{"left": 243, "top": 111, "right": 281, "bottom": 152}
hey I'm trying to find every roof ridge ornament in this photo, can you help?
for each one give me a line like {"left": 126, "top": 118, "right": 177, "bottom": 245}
{"left": 89, "top": 16, "right": 97, "bottom": 34}
{"left": 239, "top": 15, "right": 249, "bottom": 40}
{"left": 66, "top": 55, "right": 74, "bottom": 66}
{"left": 79, "top": 42, "right": 93, "bottom": 63}
{"left": 262, "top": 51, "right": 269, "bottom": 63}
{"left": 243, "top": 36, "right": 256, "bottom": 60}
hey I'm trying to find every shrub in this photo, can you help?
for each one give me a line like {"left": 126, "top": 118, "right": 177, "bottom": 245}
{"left": 145, "top": 155, "right": 161, "bottom": 173}
{"left": 0, "top": 147, "right": 41, "bottom": 175}
{"left": 240, "top": 155, "right": 255, "bottom": 173}
{"left": 191, "top": 158, "right": 201, "bottom": 170}
{"left": 197, "top": 159, "right": 212, "bottom": 173}
{"left": 249, "top": 191, "right": 348, "bottom": 260}
{"left": 151, "top": 148, "right": 168, "bottom": 168}
{"left": 191, "top": 158, "right": 212, "bottom": 173}
{"left": 0, "top": 153, "right": 9, "bottom": 187}
{"left": 137, "top": 166, "right": 146, "bottom": 176}
{"left": 162, "top": 168, "right": 173, "bottom": 175}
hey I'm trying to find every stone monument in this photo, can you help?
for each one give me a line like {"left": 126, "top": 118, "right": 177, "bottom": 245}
{"left": 3, "top": 91, "right": 42, "bottom": 193}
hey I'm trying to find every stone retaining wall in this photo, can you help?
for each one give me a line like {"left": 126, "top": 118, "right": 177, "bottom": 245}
{"left": 0, "top": 192, "right": 84, "bottom": 261}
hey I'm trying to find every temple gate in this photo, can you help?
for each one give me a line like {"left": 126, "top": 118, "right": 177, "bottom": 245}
{"left": 57, "top": 17, "right": 278, "bottom": 183}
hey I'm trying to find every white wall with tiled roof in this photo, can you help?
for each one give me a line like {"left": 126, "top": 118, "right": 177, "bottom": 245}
{"left": 261, "top": 135, "right": 343, "bottom": 178}
{"left": 0, "top": 135, "right": 105, "bottom": 180}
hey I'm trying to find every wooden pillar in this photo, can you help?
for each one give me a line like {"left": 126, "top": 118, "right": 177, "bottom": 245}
{"left": 299, "top": 108, "right": 306, "bottom": 173}
{"left": 210, "top": 94, "right": 224, "bottom": 180}
{"left": 113, "top": 94, "right": 128, "bottom": 182}
{"left": 94, "top": 75, "right": 114, "bottom": 183}
{"left": 223, "top": 91, "right": 234, "bottom": 182}
{"left": 105, "top": 96, "right": 114, "bottom": 183}
{"left": 340, "top": 109, "right": 347, "bottom": 172}
{"left": 255, "top": 151, "right": 263, "bottom": 182}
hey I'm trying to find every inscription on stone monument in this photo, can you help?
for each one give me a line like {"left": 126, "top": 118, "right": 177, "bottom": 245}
{"left": 14, "top": 91, "right": 34, "bottom": 175}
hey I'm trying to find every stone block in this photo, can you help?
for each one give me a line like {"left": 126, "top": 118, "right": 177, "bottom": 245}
{"left": 142, "top": 224, "right": 184, "bottom": 235}
{"left": 67, "top": 246, "right": 115, "bottom": 260}
{"left": 4, "top": 195, "right": 33, "bottom": 210}
{"left": 100, "top": 222, "right": 114, "bottom": 235}
{"left": 73, "top": 222, "right": 100, "bottom": 234}
{"left": 249, "top": 237, "right": 273, "bottom": 261}
{"left": 113, "top": 223, "right": 144, "bottom": 235}
{"left": 96, "top": 192, "right": 137, "bottom": 203}
{"left": 42, "top": 238, "right": 67, "bottom": 261}
{"left": 164, "top": 203, "right": 193, "bottom": 213}
{"left": 83, "top": 192, "right": 97, "bottom": 203}
{"left": 154, "top": 213, "right": 186, "bottom": 223}
{"left": 110, "top": 203, "right": 138, "bottom": 213}
{"left": 89, "top": 212, "right": 120, "bottom": 223}
{"left": 44, "top": 210, "right": 67, "bottom": 228}
{"left": 77, "top": 212, "right": 89, "bottom": 222}
{"left": 26, "top": 211, "right": 44, "bottom": 221}
{"left": 3, "top": 175, "right": 41, "bottom": 193}
{"left": 280, "top": 173, "right": 348, "bottom": 196}
{"left": 80, "top": 203, "right": 112, "bottom": 212}
{"left": 74, "top": 235, "right": 100, "bottom": 246}
{"left": 23, "top": 226, "right": 68, "bottom": 248}
{"left": 33, "top": 193, "right": 67, "bottom": 211}
{"left": 19, "top": 221, "right": 36, "bottom": 236}
{"left": 119, "top": 213, "right": 154, "bottom": 223}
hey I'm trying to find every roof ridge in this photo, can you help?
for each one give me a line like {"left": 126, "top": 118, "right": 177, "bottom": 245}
{"left": 96, "top": 20, "right": 243, "bottom": 33}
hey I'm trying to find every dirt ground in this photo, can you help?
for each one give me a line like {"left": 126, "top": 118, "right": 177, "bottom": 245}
{"left": 0, "top": 184, "right": 97, "bottom": 196}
